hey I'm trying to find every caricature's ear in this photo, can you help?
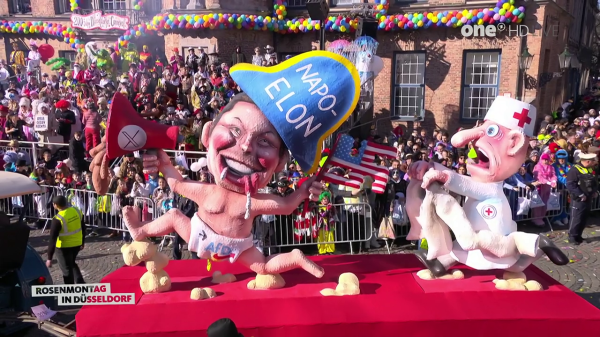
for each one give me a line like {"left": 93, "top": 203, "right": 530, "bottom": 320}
{"left": 275, "top": 149, "right": 290, "bottom": 173}
{"left": 201, "top": 121, "right": 212, "bottom": 149}
{"left": 507, "top": 130, "right": 526, "bottom": 157}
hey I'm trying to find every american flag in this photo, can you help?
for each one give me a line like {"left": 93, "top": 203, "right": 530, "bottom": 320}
{"left": 322, "top": 134, "right": 397, "bottom": 193}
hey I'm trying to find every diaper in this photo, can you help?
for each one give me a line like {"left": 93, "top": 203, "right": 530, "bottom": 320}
{"left": 187, "top": 214, "right": 254, "bottom": 263}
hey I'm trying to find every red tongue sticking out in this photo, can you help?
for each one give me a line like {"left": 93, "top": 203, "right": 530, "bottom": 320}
{"left": 243, "top": 174, "right": 260, "bottom": 196}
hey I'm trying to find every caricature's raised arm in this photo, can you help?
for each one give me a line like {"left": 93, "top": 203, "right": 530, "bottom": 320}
{"left": 145, "top": 149, "right": 209, "bottom": 199}
{"left": 443, "top": 169, "right": 503, "bottom": 200}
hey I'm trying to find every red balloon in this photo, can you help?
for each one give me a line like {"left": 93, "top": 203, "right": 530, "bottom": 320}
{"left": 38, "top": 44, "right": 55, "bottom": 62}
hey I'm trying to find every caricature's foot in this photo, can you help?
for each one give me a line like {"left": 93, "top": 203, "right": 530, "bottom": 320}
{"left": 122, "top": 206, "right": 147, "bottom": 241}
{"left": 417, "top": 269, "right": 464, "bottom": 280}
{"left": 414, "top": 250, "right": 447, "bottom": 277}
{"left": 292, "top": 249, "right": 324, "bottom": 278}
{"left": 537, "top": 235, "right": 569, "bottom": 265}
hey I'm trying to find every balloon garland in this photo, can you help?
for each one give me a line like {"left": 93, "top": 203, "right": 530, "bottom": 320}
{"left": 1, "top": 0, "right": 525, "bottom": 52}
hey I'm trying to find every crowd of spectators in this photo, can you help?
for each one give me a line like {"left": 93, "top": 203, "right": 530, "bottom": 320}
{"left": 1, "top": 45, "right": 599, "bottom": 255}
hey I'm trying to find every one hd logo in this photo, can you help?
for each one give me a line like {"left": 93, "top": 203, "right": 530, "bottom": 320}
{"left": 32, "top": 283, "right": 135, "bottom": 306}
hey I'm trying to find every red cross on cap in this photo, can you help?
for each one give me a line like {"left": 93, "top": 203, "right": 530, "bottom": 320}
{"left": 513, "top": 108, "right": 532, "bottom": 128}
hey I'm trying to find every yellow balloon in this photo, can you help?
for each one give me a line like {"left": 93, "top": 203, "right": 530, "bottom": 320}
{"left": 432, "top": 17, "right": 438, "bottom": 23}
{"left": 340, "top": 25, "right": 346, "bottom": 32}
{"left": 315, "top": 23, "right": 321, "bottom": 30}
{"left": 417, "top": 21, "right": 423, "bottom": 27}
{"left": 477, "top": 18, "right": 483, "bottom": 25}
{"left": 441, "top": 17, "right": 447, "bottom": 23}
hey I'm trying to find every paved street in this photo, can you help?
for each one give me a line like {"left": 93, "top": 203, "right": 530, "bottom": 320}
{"left": 17, "top": 218, "right": 600, "bottom": 336}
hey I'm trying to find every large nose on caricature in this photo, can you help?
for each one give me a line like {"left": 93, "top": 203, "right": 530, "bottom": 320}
{"left": 451, "top": 126, "right": 486, "bottom": 148}
{"left": 240, "top": 135, "right": 253, "bottom": 153}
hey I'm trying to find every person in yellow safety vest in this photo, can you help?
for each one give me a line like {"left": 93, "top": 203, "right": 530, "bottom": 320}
{"left": 46, "top": 195, "right": 86, "bottom": 284}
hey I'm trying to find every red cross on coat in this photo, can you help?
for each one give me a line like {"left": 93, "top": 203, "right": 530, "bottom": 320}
{"left": 484, "top": 207, "right": 494, "bottom": 216}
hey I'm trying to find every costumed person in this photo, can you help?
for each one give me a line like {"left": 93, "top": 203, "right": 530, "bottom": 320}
{"left": 531, "top": 152, "right": 557, "bottom": 226}
{"left": 62, "top": 70, "right": 77, "bottom": 89}
{"left": 55, "top": 99, "right": 76, "bottom": 143}
{"left": 121, "top": 43, "right": 140, "bottom": 73}
{"left": 264, "top": 45, "right": 277, "bottom": 66}
{"left": 89, "top": 51, "right": 361, "bottom": 287}
{"left": 83, "top": 61, "right": 101, "bottom": 85}
{"left": 139, "top": 45, "right": 153, "bottom": 70}
{"left": 17, "top": 97, "right": 34, "bottom": 141}
{"left": 185, "top": 48, "right": 199, "bottom": 74}
{"left": 95, "top": 49, "right": 114, "bottom": 76}
{"left": 73, "top": 63, "right": 85, "bottom": 82}
{"left": 85, "top": 42, "right": 99, "bottom": 65}
{"left": 75, "top": 50, "right": 88, "bottom": 70}
{"left": 26, "top": 41, "right": 42, "bottom": 80}
{"left": 127, "top": 63, "right": 142, "bottom": 93}
{"left": 551, "top": 149, "right": 571, "bottom": 227}
{"left": 169, "top": 47, "right": 183, "bottom": 75}
{"left": 408, "top": 96, "right": 569, "bottom": 278}
{"left": 9, "top": 41, "right": 25, "bottom": 77}
{"left": 317, "top": 191, "right": 336, "bottom": 255}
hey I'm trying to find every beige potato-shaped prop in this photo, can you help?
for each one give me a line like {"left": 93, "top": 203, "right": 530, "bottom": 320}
{"left": 502, "top": 271, "right": 526, "bottom": 285}
{"left": 212, "top": 271, "right": 237, "bottom": 284}
{"left": 247, "top": 274, "right": 285, "bottom": 290}
{"left": 524, "top": 280, "right": 543, "bottom": 291}
{"left": 190, "top": 287, "right": 217, "bottom": 300}
{"left": 416, "top": 269, "right": 465, "bottom": 280}
{"left": 494, "top": 279, "right": 527, "bottom": 291}
{"left": 140, "top": 270, "right": 171, "bottom": 294}
{"left": 145, "top": 252, "right": 169, "bottom": 273}
{"left": 121, "top": 240, "right": 158, "bottom": 266}
{"left": 320, "top": 273, "right": 360, "bottom": 296}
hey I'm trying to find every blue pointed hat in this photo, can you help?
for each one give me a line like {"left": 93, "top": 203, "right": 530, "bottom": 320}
{"left": 230, "top": 51, "right": 360, "bottom": 174}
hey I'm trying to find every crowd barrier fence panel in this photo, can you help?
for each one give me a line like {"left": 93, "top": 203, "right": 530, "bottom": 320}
{"left": 253, "top": 202, "right": 373, "bottom": 255}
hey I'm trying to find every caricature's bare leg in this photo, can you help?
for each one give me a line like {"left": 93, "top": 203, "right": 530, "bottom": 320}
{"left": 237, "top": 247, "right": 324, "bottom": 278}
{"left": 430, "top": 184, "right": 479, "bottom": 250}
{"left": 123, "top": 206, "right": 191, "bottom": 242}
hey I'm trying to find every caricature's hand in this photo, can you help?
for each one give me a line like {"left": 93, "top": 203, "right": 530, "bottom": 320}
{"left": 407, "top": 160, "right": 431, "bottom": 181}
{"left": 89, "top": 136, "right": 110, "bottom": 195}
{"left": 300, "top": 176, "right": 325, "bottom": 201}
{"left": 421, "top": 169, "right": 450, "bottom": 190}
{"left": 141, "top": 149, "right": 171, "bottom": 175}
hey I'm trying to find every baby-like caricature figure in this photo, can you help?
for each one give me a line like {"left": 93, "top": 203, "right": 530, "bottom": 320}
{"left": 91, "top": 93, "right": 325, "bottom": 281}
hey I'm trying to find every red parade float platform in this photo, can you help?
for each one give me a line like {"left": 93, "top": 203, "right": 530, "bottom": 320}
{"left": 76, "top": 254, "right": 600, "bottom": 337}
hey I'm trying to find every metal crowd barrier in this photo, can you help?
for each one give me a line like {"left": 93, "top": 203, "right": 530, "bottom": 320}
{"left": 252, "top": 202, "right": 374, "bottom": 255}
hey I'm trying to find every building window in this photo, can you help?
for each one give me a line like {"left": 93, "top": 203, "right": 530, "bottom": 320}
{"left": 55, "top": 0, "right": 71, "bottom": 14}
{"left": 287, "top": 0, "right": 307, "bottom": 7}
{"left": 10, "top": 0, "right": 32, "bottom": 14}
{"left": 101, "top": 0, "right": 127, "bottom": 14}
{"left": 391, "top": 51, "right": 426, "bottom": 119}
{"left": 461, "top": 50, "right": 501, "bottom": 120}
{"left": 331, "top": 0, "right": 362, "bottom": 5}
{"left": 59, "top": 51, "right": 77, "bottom": 64}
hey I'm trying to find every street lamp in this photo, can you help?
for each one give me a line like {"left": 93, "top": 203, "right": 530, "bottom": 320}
{"left": 558, "top": 48, "right": 572, "bottom": 71}
{"left": 519, "top": 47, "right": 534, "bottom": 71}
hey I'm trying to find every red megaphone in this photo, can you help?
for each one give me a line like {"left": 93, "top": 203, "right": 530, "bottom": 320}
{"left": 105, "top": 92, "right": 179, "bottom": 159}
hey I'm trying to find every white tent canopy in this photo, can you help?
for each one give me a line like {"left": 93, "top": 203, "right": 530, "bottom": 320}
{"left": 0, "top": 171, "right": 43, "bottom": 198}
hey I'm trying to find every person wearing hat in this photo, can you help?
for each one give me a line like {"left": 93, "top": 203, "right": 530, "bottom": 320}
{"left": 185, "top": 48, "right": 199, "bottom": 73}
{"left": 565, "top": 152, "right": 598, "bottom": 245}
{"left": 26, "top": 40, "right": 41, "bottom": 80}
{"left": 139, "top": 45, "right": 153, "bottom": 70}
{"left": 264, "top": 45, "right": 277, "bottom": 66}
{"left": 551, "top": 149, "right": 572, "bottom": 227}
{"left": 169, "top": 48, "right": 183, "bottom": 74}
{"left": 9, "top": 41, "right": 25, "bottom": 76}
{"left": 524, "top": 150, "right": 539, "bottom": 176}
{"left": 207, "top": 318, "right": 244, "bottom": 337}
{"left": 55, "top": 99, "right": 76, "bottom": 143}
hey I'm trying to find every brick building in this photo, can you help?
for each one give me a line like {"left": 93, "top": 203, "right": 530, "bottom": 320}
{"left": 1, "top": 0, "right": 597, "bottom": 134}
